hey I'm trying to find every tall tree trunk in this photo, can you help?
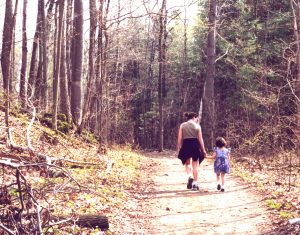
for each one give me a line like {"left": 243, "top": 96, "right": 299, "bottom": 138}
{"left": 158, "top": 0, "right": 167, "bottom": 152}
{"left": 290, "top": 0, "right": 300, "bottom": 160}
{"left": 52, "top": 0, "right": 65, "bottom": 130}
{"left": 1, "top": 0, "right": 14, "bottom": 91}
{"left": 60, "top": 13, "right": 71, "bottom": 123}
{"left": 71, "top": 0, "right": 83, "bottom": 125}
{"left": 77, "top": 0, "right": 97, "bottom": 134}
{"left": 95, "top": 0, "right": 104, "bottom": 142}
{"left": 28, "top": 7, "right": 41, "bottom": 98}
{"left": 66, "top": 0, "right": 73, "bottom": 102}
{"left": 40, "top": 0, "right": 48, "bottom": 110}
{"left": 10, "top": 0, "right": 18, "bottom": 94}
{"left": 20, "top": 0, "right": 28, "bottom": 109}
{"left": 103, "top": 0, "right": 110, "bottom": 145}
{"left": 1, "top": 0, "right": 18, "bottom": 138}
{"left": 202, "top": 0, "right": 217, "bottom": 150}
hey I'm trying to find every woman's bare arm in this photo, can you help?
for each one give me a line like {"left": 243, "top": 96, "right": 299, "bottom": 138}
{"left": 198, "top": 127, "right": 207, "bottom": 156}
{"left": 176, "top": 125, "right": 183, "bottom": 153}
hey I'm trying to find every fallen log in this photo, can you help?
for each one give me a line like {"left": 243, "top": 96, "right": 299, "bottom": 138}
{"left": 75, "top": 214, "right": 109, "bottom": 229}
{"left": 50, "top": 214, "right": 109, "bottom": 230}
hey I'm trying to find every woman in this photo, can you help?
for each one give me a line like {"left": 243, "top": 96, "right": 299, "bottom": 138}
{"left": 176, "top": 112, "right": 206, "bottom": 190}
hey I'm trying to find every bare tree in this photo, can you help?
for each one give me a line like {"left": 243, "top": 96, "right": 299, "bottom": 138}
{"left": 77, "top": 0, "right": 97, "bottom": 134}
{"left": 71, "top": 0, "right": 83, "bottom": 125}
{"left": 20, "top": 0, "right": 28, "bottom": 109}
{"left": 202, "top": 0, "right": 217, "bottom": 150}
{"left": 52, "top": 0, "right": 65, "bottom": 130}
{"left": 290, "top": 0, "right": 300, "bottom": 158}
{"left": 158, "top": 0, "right": 167, "bottom": 151}
{"left": 59, "top": 9, "right": 71, "bottom": 123}
{"left": 1, "top": 0, "right": 14, "bottom": 91}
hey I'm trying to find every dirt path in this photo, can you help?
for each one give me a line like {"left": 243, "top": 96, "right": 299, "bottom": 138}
{"left": 140, "top": 151, "right": 274, "bottom": 235}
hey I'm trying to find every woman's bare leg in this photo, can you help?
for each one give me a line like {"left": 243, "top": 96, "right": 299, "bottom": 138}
{"left": 192, "top": 160, "right": 199, "bottom": 182}
{"left": 185, "top": 158, "right": 192, "bottom": 177}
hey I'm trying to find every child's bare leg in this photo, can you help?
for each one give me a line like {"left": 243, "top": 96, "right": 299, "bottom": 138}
{"left": 216, "top": 173, "right": 220, "bottom": 183}
{"left": 221, "top": 173, "right": 225, "bottom": 187}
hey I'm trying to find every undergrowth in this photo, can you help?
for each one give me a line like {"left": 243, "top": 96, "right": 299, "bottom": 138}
{"left": 0, "top": 110, "right": 145, "bottom": 234}
{"left": 232, "top": 154, "right": 300, "bottom": 226}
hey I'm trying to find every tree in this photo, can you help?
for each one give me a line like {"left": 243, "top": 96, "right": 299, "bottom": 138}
{"left": 1, "top": 0, "right": 14, "bottom": 91}
{"left": 158, "top": 0, "right": 167, "bottom": 151}
{"left": 77, "top": 0, "right": 97, "bottom": 134}
{"left": 19, "top": 0, "right": 28, "bottom": 109}
{"left": 52, "top": 0, "right": 65, "bottom": 130}
{"left": 59, "top": 5, "right": 71, "bottom": 124}
{"left": 71, "top": 0, "right": 83, "bottom": 125}
{"left": 202, "top": 0, "right": 217, "bottom": 150}
{"left": 290, "top": 0, "right": 300, "bottom": 157}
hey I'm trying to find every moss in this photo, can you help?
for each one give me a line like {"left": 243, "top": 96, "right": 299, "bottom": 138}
{"left": 279, "top": 211, "right": 292, "bottom": 219}
{"left": 40, "top": 117, "right": 52, "bottom": 128}
{"left": 266, "top": 199, "right": 282, "bottom": 210}
{"left": 57, "top": 120, "right": 71, "bottom": 134}
{"left": 57, "top": 113, "right": 67, "bottom": 122}
{"left": 82, "top": 129, "right": 98, "bottom": 144}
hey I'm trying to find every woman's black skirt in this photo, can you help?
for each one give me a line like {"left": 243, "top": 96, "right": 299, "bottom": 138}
{"left": 178, "top": 138, "right": 204, "bottom": 165}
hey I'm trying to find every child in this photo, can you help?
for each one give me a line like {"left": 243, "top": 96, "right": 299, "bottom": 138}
{"left": 206, "top": 137, "right": 231, "bottom": 192}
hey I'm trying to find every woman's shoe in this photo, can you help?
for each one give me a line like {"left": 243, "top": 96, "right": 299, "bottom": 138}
{"left": 217, "top": 184, "right": 221, "bottom": 190}
{"left": 187, "top": 177, "right": 193, "bottom": 189}
{"left": 192, "top": 183, "right": 199, "bottom": 191}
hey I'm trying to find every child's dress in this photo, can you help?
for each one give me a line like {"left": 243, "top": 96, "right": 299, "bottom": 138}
{"left": 214, "top": 147, "right": 230, "bottom": 173}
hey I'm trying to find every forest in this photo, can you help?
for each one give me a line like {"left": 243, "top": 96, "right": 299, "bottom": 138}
{"left": 0, "top": 0, "right": 299, "bottom": 234}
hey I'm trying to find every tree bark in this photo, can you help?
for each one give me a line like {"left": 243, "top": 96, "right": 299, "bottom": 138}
{"left": 40, "top": 0, "right": 48, "bottom": 110}
{"left": 59, "top": 14, "right": 71, "bottom": 123}
{"left": 1, "top": 0, "right": 14, "bottom": 91}
{"left": 290, "top": 0, "right": 300, "bottom": 160}
{"left": 202, "top": 0, "right": 217, "bottom": 150}
{"left": 20, "top": 0, "right": 28, "bottom": 109}
{"left": 28, "top": 7, "right": 41, "bottom": 98}
{"left": 71, "top": 0, "right": 83, "bottom": 125}
{"left": 52, "top": 0, "right": 65, "bottom": 130}
{"left": 77, "top": 0, "right": 97, "bottom": 134}
{"left": 66, "top": 0, "right": 73, "bottom": 102}
{"left": 95, "top": 0, "right": 104, "bottom": 142}
{"left": 158, "top": 0, "right": 167, "bottom": 151}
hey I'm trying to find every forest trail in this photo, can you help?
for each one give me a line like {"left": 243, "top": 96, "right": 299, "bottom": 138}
{"left": 141, "top": 151, "right": 273, "bottom": 235}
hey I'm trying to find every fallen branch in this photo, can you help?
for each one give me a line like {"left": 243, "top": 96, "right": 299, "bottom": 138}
{"left": 0, "top": 223, "right": 15, "bottom": 235}
{"left": 50, "top": 214, "right": 109, "bottom": 230}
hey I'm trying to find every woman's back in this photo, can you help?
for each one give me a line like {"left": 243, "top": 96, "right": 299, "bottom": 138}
{"left": 181, "top": 121, "right": 200, "bottom": 139}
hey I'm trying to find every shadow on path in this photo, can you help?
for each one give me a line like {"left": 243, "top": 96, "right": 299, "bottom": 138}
{"left": 143, "top": 151, "right": 273, "bottom": 235}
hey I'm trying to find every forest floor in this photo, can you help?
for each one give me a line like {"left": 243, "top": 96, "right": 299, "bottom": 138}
{"left": 112, "top": 150, "right": 299, "bottom": 235}
{"left": 0, "top": 110, "right": 299, "bottom": 234}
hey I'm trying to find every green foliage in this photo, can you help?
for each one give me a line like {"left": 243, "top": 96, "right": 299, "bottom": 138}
{"left": 40, "top": 113, "right": 71, "bottom": 134}
{"left": 266, "top": 199, "right": 282, "bottom": 210}
{"left": 279, "top": 211, "right": 292, "bottom": 219}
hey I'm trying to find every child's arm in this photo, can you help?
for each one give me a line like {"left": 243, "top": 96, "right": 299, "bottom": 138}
{"left": 227, "top": 148, "right": 231, "bottom": 160}
{"left": 206, "top": 152, "right": 216, "bottom": 159}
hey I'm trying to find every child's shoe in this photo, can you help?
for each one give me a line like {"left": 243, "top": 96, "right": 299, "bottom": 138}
{"left": 220, "top": 187, "right": 225, "bottom": 192}
{"left": 187, "top": 176, "right": 193, "bottom": 189}
{"left": 217, "top": 184, "right": 221, "bottom": 190}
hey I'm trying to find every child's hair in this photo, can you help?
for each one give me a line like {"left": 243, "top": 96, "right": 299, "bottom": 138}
{"left": 184, "top": 112, "right": 198, "bottom": 121}
{"left": 216, "top": 137, "right": 227, "bottom": 148}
